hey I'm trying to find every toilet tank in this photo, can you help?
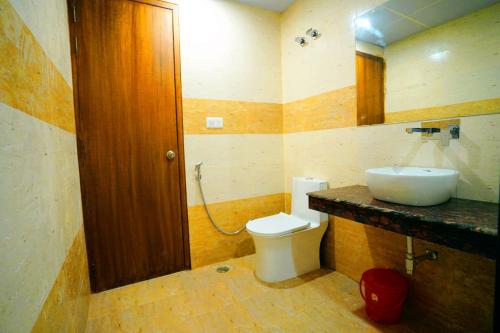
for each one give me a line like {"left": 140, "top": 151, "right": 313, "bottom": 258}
{"left": 291, "top": 177, "right": 328, "bottom": 224}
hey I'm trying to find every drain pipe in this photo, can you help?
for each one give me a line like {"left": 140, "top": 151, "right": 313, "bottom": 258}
{"left": 405, "top": 236, "right": 438, "bottom": 276}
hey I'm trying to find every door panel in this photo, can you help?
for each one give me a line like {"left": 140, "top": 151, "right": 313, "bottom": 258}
{"left": 356, "top": 51, "right": 385, "bottom": 126}
{"left": 70, "top": 0, "right": 189, "bottom": 292}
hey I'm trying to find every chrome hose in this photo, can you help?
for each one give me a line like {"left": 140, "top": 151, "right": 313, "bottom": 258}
{"left": 195, "top": 162, "right": 246, "bottom": 236}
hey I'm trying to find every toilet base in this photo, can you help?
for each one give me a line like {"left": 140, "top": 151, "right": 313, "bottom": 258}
{"left": 251, "top": 221, "right": 328, "bottom": 283}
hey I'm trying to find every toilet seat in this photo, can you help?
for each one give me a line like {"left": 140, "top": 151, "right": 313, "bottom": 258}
{"left": 246, "top": 212, "right": 310, "bottom": 237}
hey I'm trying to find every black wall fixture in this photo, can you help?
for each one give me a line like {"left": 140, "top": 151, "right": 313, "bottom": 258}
{"left": 494, "top": 195, "right": 499, "bottom": 332}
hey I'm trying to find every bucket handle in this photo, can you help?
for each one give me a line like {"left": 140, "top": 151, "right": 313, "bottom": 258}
{"left": 360, "top": 275, "right": 366, "bottom": 301}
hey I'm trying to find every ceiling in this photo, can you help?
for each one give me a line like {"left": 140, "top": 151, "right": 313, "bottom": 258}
{"left": 233, "top": 0, "right": 295, "bottom": 12}
{"left": 356, "top": 0, "right": 499, "bottom": 47}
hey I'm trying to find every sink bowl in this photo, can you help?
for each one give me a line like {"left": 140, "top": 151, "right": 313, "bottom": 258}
{"left": 365, "top": 167, "right": 459, "bottom": 206}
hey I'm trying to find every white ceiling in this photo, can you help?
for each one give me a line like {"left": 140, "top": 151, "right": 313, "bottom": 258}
{"left": 233, "top": 0, "right": 295, "bottom": 12}
{"left": 356, "top": 0, "right": 499, "bottom": 47}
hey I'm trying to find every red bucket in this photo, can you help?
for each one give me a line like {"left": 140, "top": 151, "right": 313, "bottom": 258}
{"left": 365, "top": 299, "right": 405, "bottom": 324}
{"left": 360, "top": 268, "right": 409, "bottom": 324}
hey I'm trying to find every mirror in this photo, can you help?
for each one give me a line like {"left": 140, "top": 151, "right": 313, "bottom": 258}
{"left": 354, "top": 0, "right": 500, "bottom": 126}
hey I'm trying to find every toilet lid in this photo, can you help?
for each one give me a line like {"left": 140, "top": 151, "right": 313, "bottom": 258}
{"left": 246, "top": 212, "right": 310, "bottom": 237}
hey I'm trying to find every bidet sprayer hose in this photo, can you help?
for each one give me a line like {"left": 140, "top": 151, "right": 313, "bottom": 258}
{"left": 195, "top": 162, "right": 246, "bottom": 236}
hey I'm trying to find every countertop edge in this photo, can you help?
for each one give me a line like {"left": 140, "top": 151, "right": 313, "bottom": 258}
{"left": 307, "top": 193, "right": 498, "bottom": 236}
{"left": 307, "top": 186, "right": 498, "bottom": 259}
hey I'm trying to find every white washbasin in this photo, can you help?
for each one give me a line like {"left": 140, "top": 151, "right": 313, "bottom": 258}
{"left": 365, "top": 167, "right": 459, "bottom": 206}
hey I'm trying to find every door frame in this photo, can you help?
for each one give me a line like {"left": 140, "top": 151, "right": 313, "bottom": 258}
{"left": 67, "top": 0, "right": 191, "bottom": 284}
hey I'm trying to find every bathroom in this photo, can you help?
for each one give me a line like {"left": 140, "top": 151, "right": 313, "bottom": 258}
{"left": 0, "top": 0, "right": 499, "bottom": 331}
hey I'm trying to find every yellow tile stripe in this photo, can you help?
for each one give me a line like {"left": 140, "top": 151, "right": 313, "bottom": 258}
{"left": 2, "top": 0, "right": 496, "bottom": 136}
{"left": 385, "top": 98, "right": 500, "bottom": 124}
{"left": 188, "top": 193, "right": 285, "bottom": 268}
{"left": 186, "top": 92, "right": 499, "bottom": 134}
{"left": 283, "top": 86, "right": 357, "bottom": 133}
{"left": 183, "top": 98, "right": 283, "bottom": 134}
{"left": 32, "top": 227, "right": 90, "bottom": 333}
{"left": 0, "top": 0, "right": 75, "bottom": 133}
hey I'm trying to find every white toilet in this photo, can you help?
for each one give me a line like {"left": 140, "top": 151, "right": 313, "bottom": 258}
{"left": 246, "top": 177, "right": 328, "bottom": 283}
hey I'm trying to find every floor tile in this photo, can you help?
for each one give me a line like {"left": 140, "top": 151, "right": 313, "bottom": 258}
{"left": 86, "top": 255, "right": 436, "bottom": 333}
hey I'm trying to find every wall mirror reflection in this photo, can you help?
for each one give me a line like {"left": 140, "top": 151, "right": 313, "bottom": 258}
{"left": 354, "top": 0, "right": 500, "bottom": 126}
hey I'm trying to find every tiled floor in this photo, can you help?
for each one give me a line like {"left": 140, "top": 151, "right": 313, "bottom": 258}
{"left": 86, "top": 255, "right": 432, "bottom": 332}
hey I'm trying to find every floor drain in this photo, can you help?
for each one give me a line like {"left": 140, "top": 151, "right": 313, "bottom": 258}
{"left": 216, "top": 266, "right": 230, "bottom": 273}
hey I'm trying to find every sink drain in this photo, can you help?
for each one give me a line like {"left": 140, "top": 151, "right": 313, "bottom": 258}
{"left": 216, "top": 265, "right": 230, "bottom": 273}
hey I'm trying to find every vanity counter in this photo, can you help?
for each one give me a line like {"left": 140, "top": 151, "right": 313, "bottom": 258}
{"left": 308, "top": 185, "right": 498, "bottom": 259}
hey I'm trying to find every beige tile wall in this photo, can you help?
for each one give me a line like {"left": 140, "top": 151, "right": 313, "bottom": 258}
{"left": 177, "top": 0, "right": 282, "bottom": 103}
{"left": 0, "top": 0, "right": 75, "bottom": 133}
{"left": 385, "top": 3, "right": 500, "bottom": 114}
{"left": 280, "top": 0, "right": 386, "bottom": 103}
{"left": 385, "top": 97, "right": 500, "bottom": 123}
{"left": 284, "top": 114, "right": 500, "bottom": 203}
{"left": 184, "top": 134, "right": 284, "bottom": 207}
{"left": 280, "top": 0, "right": 499, "bottom": 331}
{"left": 283, "top": 86, "right": 357, "bottom": 133}
{"left": 183, "top": 99, "right": 283, "bottom": 134}
{"left": 175, "top": 0, "right": 285, "bottom": 266}
{"left": 188, "top": 194, "right": 285, "bottom": 268}
{"left": 0, "top": 0, "right": 89, "bottom": 331}
{"left": 31, "top": 227, "right": 90, "bottom": 333}
{"left": 8, "top": 0, "right": 73, "bottom": 86}
{"left": 1, "top": 1, "right": 498, "bottom": 332}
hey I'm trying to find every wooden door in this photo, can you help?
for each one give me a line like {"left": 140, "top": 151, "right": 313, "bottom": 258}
{"left": 68, "top": 0, "right": 190, "bottom": 292}
{"left": 356, "top": 51, "right": 385, "bottom": 126}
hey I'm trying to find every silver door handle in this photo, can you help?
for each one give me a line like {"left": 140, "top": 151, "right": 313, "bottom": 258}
{"left": 166, "top": 150, "right": 176, "bottom": 160}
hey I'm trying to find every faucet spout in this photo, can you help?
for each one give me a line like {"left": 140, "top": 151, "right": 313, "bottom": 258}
{"left": 405, "top": 121, "right": 460, "bottom": 146}
{"left": 405, "top": 127, "right": 440, "bottom": 134}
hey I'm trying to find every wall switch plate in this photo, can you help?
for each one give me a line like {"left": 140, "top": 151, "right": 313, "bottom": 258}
{"left": 206, "top": 117, "right": 223, "bottom": 129}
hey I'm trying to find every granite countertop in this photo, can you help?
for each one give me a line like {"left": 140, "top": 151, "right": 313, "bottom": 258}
{"left": 308, "top": 185, "right": 498, "bottom": 259}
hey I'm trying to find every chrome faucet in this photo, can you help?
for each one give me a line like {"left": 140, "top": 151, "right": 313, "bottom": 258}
{"left": 405, "top": 127, "right": 441, "bottom": 135}
{"left": 405, "top": 123, "right": 460, "bottom": 146}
